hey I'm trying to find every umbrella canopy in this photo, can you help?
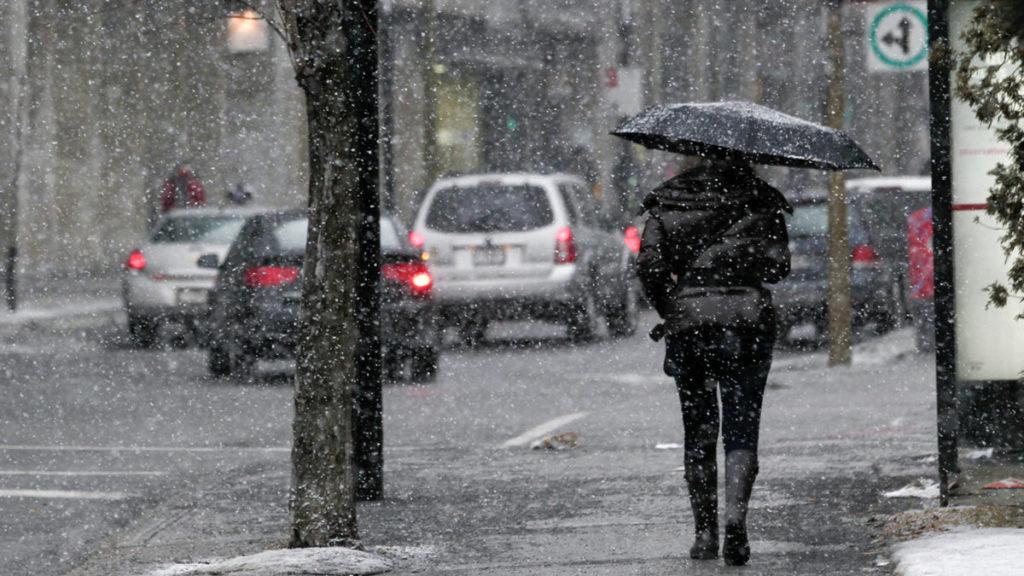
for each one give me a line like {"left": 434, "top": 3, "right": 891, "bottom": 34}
{"left": 611, "top": 101, "right": 879, "bottom": 171}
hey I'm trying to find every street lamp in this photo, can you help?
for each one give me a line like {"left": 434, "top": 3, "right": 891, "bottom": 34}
{"left": 226, "top": 8, "right": 270, "bottom": 54}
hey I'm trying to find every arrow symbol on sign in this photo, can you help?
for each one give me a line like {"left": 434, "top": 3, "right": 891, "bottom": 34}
{"left": 882, "top": 17, "right": 912, "bottom": 55}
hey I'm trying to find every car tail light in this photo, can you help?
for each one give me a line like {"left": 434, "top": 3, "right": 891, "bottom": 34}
{"left": 383, "top": 261, "right": 433, "bottom": 297}
{"left": 624, "top": 225, "right": 641, "bottom": 254}
{"left": 852, "top": 244, "right": 878, "bottom": 267}
{"left": 244, "top": 266, "right": 300, "bottom": 288}
{"left": 125, "top": 249, "right": 146, "bottom": 271}
{"left": 409, "top": 230, "right": 425, "bottom": 250}
{"left": 554, "top": 226, "right": 576, "bottom": 264}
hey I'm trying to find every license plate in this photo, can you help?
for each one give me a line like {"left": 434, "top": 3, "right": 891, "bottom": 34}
{"left": 177, "top": 288, "right": 208, "bottom": 305}
{"left": 472, "top": 247, "right": 506, "bottom": 267}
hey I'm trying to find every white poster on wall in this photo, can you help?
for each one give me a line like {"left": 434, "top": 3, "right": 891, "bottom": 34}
{"left": 949, "top": 0, "right": 1022, "bottom": 381}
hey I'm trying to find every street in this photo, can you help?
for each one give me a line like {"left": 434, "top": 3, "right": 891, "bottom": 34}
{"left": 0, "top": 311, "right": 936, "bottom": 575}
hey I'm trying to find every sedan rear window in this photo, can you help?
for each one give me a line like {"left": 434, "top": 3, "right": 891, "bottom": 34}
{"left": 271, "top": 217, "right": 403, "bottom": 254}
{"left": 151, "top": 216, "right": 245, "bottom": 244}
{"left": 425, "top": 184, "right": 553, "bottom": 233}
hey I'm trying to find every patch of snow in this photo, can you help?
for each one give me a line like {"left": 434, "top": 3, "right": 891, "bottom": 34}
{"left": 965, "top": 447, "right": 994, "bottom": 460}
{"left": 655, "top": 443, "right": 683, "bottom": 450}
{"left": 893, "top": 528, "right": 1024, "bottom": 576}
{"left": 883, "top": 479, "right": 940, "bottom": 499}
{"left": 144, "top": 547, "right": 392, "bottom": 576}
{"left": 0, "top": 299, "right": 120, "bottom": 324}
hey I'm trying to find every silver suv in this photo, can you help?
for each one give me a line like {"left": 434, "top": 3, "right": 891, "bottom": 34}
{"left": 411, "top": 172, "right": 638, "bottom": 342}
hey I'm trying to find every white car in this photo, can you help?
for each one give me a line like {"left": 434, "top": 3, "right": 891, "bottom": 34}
{"left": 410, "top": 172, "right": 638, "bottom": 342}
{"left": 121, "top": 207, "right": 264, "bottom": 347}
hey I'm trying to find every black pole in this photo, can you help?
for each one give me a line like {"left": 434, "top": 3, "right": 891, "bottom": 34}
{"left": 5, "top": 246, "right": 15, "bottom": 312}
{"left": 353, "top": 0, "right": 384, "bottom": 502}
{"left": 379, "top": 3, "right": 396, "bottom": 215}
{"left": 928, "top": 0, "right": 958, "bottom": 507}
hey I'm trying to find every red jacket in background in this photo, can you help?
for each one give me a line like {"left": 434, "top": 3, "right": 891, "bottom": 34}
{"left": 907, "top": 206, "right": 934, "bottom": 300}
{"left": 161, "top": 171, "right": 206, "bottom": 212}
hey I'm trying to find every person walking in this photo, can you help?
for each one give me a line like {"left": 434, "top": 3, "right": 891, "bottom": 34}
{"left": 160, "top": 163, "right": 206, "bottom": 213}
{"left": 636, "top": 158, "right": 791, "bottom": 566}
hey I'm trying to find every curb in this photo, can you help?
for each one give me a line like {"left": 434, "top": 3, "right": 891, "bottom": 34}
{"left": 0, "top": 302, "right": 124, "bottom": 340}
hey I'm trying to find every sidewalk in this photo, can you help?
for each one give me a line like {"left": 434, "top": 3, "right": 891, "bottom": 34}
{"left": 886, "top": 452, "right": 1024, "bottom": 575}
{"left": 0, "top": 274, "right": 122, "bottom": 338}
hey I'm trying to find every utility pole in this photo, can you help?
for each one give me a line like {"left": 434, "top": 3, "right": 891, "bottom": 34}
{"left": 421, "top": 0, "right": 438, "bottom": 185}
{"left": 2, "top": 0, "right": 26, "bottom": 313}
{"left": 826, "top": 0, "right": 852, "bottom": 366}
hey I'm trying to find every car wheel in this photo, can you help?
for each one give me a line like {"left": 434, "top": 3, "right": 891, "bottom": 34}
{"left": 458, "top": 317, "right": 488, "bottom": 348}
{"left": 384, "top": 349, "right": 404, "bottom": 382}
{"left": 606, "top": 279, "right": 639, "bottom": 338}
{"left": 411, "top": 347, "right": 439, "bottom": 383}
{"left": 875, "top": 278, "right": 906, "bottom": 334}
{"left": 208, "top": 343, "right": 232, "bottom": 377}
{"left": 128, "top": 314, "right": 157, "bottom": 349}
{"left": 567, "top": 287, "right": 600, "bottom": 343}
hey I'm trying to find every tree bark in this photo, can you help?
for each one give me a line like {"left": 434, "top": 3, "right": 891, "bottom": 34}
{"left": 278, "top": 0, "right": 380, "bottom": 547}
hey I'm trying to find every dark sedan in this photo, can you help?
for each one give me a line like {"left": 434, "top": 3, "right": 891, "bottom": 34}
{"left": 773, "top": 192, "right": 906, "bottom": 340}
{"left": 203, "top": 210, "right": 439, "bottom": 381}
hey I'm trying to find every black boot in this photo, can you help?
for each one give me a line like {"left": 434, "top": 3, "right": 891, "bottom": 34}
{"left": 685, "top": 454, "right": 718, "bottom": 560}
{"left": 723, "top": 449, "right": 758, "bottom": 566}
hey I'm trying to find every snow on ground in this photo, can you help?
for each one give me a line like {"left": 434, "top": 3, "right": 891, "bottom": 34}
{"left": 771, "top": 326, "right": 916, "bottom": 372}
{"left": 144, "top": 547, "right": 392, "bottom": 576}
{"left": 893, "top": 528, "right": 1024, "bottom": 576}
{"left": 883, "top": 478, "right": 940, "bottom": 499}
{"left": 0, "top": 299, "right": 120, "bottom": 324}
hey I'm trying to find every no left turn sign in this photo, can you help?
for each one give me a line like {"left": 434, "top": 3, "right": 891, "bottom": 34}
{"left": 866, "top": 1, "right": 928, "bottom": 73}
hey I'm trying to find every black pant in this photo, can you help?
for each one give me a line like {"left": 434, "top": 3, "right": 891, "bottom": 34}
{"left": 664, "top": 324, "right": 774, "bottom": 456}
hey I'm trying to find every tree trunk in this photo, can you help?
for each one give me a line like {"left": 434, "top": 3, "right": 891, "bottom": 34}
{"left": 278, "top": 0, "right": 380, "bottom": 547}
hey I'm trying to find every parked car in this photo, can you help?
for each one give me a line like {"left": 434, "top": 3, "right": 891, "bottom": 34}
{"left": 773, "top": 189, "right": 905, "bottom": 340}
{"left": 122, "top": 207, "right": 261, "bottom": 347}
{"left": 203, "top": 210, "right": 440, "bottom": 381}
{"left": 409, "top": 172, "right": 638, "bottom": 343}
{"left": 848, "top": 176, "right": 933, "bottom": 347}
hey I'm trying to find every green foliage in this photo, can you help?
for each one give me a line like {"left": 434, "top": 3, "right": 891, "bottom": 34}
{"left": 955, "top": 0, "right": 1024, "bottom": 313}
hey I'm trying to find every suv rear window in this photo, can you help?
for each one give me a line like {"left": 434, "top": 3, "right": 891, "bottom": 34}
{"left": 425, "top": 184, "right": 553, "bottom": 233}
{"left": 787, "top": 202, "right": 867, "bottom": 242}
{"left": 151, "top": 215, "right": 245, "bottom": 244}
{"left": 271, "top": 217, "right": 402, "bottom": 254}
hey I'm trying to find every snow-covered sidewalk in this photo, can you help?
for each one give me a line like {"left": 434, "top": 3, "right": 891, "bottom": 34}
{"left": 893, "top": 527, "right": 1024, "bottom": 576}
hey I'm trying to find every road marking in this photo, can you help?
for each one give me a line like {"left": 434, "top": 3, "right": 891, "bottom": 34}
{"left": 0, "top": 470, "right": 165, "bottom": 477}
{"left": 501, "top": 412, "right": 588, "bottom": 448}
{"left": 0, "top": 444, "right": 290, "bottom": 454}
{"left": 0, "top": 489, "right": 132, "bottom": 500}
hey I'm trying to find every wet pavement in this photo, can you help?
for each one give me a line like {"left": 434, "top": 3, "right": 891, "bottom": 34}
{"left": 0, "top": 310, "right": 936, "bottom": 575}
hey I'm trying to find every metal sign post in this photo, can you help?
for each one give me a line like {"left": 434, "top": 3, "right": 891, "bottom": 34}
{"left": 927, "top": 0, "right": 957, "bottom": 507}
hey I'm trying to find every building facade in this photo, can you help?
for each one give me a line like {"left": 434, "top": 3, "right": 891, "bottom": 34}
{"left": 0, "top": 1, "right": 930, "bottom": 279}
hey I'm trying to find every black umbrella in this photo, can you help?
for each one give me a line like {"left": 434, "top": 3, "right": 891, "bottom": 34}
{"left": 611, "top": 101, "right": 879, "bottom": 171}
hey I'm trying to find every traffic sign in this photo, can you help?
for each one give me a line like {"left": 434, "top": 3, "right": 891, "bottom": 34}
{"left": 866, "top": 1, "right": 928, "bottom": 73}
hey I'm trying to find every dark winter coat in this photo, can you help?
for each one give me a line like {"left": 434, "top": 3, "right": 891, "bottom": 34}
{"left": 636, "top": 164, "right": 792, "bottom": 337}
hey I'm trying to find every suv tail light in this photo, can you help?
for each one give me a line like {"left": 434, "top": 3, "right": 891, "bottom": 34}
{"left": 409, "top": 230, "right": 425, "bottom": 250}
{"left": 554, "top": 226, "right": 576, "bottom": 264}
{"left": 851, "top": 244, "right": 878, "bottom": 267}
{"left": 125, "top": 249, "right": 146, "bottom": 271}
{"left": 624, "top": 225, "right": 641, "bottom": 254}
{"left": 383, "top": 261, "right": 432, "bottom": 297}
{"left": 244, "top": 266, "right": 300, "bottom": 288}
